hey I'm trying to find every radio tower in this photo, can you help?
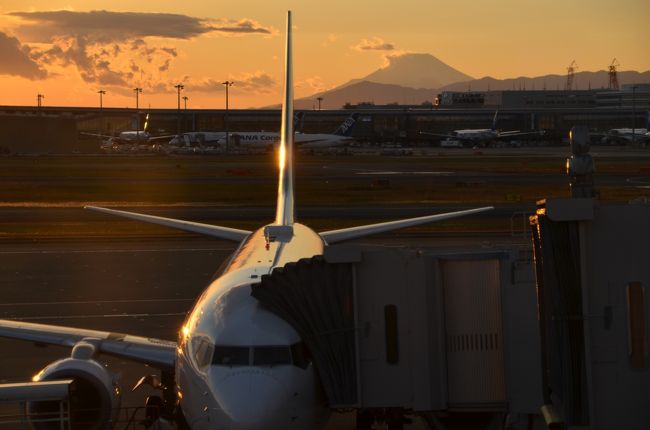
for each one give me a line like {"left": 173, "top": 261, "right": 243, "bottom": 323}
{"left": 565, "top": 60, "right": 577, "bottom": 90}
{"left": 608, "top": 58, "right": 620, "bottom": 90}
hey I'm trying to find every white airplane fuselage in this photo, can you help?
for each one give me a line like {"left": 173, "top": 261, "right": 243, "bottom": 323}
{"left": 168, "top": 132, "right": 227, "bottom": 147}
{"left": 118, "top": 131, "right": 151, "bottom": 141}
{"left": 452, "top": 129, "right": 498, "bottom": 141}
{"left": 226, "top": 132, "right": 352, "bottom": 149}
{"left": 295, "top": 133, "right": 353, "bottom": 149}
{"left": 607, "top": 128, "right": 649, "bottom": 138}
{"left": 177, "top": 223, "right": 329, "bottom": 429}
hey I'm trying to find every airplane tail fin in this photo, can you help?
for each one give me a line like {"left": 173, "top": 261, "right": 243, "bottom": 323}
{"left": 84, "top": 12, "right": 298, "bottom": 241}
{"left": 333, "top": 113, "right": 360, "bottom": 136}
{"left": 491, "top": 110, "right": 499, "bottom": 131}
{"left": 274, "top": 11, "right": 295, "bottom": 226}
{"left": 143, "top": 113, "right": 150, "bottom": 133}
{"left": 646, "top": 110, "right": 650, "bottom": 130}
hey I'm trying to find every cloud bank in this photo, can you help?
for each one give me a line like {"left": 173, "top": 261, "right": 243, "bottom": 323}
{"left": 1, "top": 10, "right": 276, "bottom": 93}
{"left": 9, "top": 10, "right": 273, "bottom": 42}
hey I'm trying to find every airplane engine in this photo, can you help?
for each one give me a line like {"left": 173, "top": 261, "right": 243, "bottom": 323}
{"left": 28, "top": 341, "right": 121, "bottom": 430}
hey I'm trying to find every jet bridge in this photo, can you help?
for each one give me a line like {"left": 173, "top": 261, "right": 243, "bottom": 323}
{"left": 251, "top": 243, "right": 543, "bottom": 422}
{"left": 252, "top": 200, "right": 650, "bottom": 430}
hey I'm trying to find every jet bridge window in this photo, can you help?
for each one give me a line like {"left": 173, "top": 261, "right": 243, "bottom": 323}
{"left": 253, "top": 346, "right": 292, "bottom": 366}
{"left": 212, "top": 346, "right": 250, "bottom": 366}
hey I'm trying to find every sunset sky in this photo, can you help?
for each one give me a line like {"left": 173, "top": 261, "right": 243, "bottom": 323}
{"left": 0, "top": 0, "right": 647, "bottom": 109}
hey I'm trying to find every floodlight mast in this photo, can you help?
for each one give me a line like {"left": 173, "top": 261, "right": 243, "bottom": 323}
{"left": 222, "top": 80, "right": 234, "bottom": 151}
{"left": 175, "top": 84, "right": 184, "bottom": 135}
{"left": 133, "top": 87, "right": 143, "bottom": 140}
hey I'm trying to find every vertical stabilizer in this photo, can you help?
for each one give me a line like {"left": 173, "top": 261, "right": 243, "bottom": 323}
{"left": 332, "top": 113, "right": 360, "bottom": 136}
{"left": 275, "top": 11, "right": 295, "bottom": 226}
{"left": 491, "top": 110, "right": 499, "bottom": 131}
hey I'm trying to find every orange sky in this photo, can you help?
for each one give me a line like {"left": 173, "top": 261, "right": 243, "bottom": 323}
{"left": 0, "top": 0, "right": 648, "bottom": 109}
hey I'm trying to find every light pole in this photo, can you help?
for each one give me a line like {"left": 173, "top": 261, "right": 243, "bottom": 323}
{"left": 632, "top": 85, "right": 637, "bottom": 146}
{"left": 37, "top": 93, "right": 45, "bottom": 108}
{"left": 98, "top": 90, "right": 106, "bottom": 109}
{"left": 133, "top": 87, "right": 142, "bottom": 139}
{"left": 182, "top": 96, "right": 189, "bottom": 110}
{"left": 175, "top": 84, "right": 184, "bottom": 135}
{"left": 317, "top": 96, "right": 323, "bottom": 111}
{"left": 222, "top": 80, "right": 234, "bottom": 151}
{"left": 98, "top": 90, "right": 106, "bottom": 133}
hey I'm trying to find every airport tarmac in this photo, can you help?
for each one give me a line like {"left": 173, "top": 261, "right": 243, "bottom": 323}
{"left": 0, "top": 147, "right": 646, "bottom": 428}
{"left": 0, "top": 234, "right": 528, "bottom": 428}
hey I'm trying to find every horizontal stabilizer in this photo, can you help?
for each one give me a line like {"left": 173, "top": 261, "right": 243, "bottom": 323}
{"left": 85, "top": 206, "right": 251, "bottom": 242}
{"left": 320, "top": 206, "right": 494, "bottom": 243}
{"left": 0, "top": 319, "right": 176, "bottom": 368}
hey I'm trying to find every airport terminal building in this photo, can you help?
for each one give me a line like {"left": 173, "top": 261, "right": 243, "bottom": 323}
{"left": 0, "top": 85, "right": 648, "bottom": 153}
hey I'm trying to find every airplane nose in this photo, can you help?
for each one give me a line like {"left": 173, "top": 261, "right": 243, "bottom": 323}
{"left": 212, "top": 370, "right": 290, "bottom": 427}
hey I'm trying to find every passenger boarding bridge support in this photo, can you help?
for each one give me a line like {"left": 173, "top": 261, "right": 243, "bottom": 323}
{"left": 252, "top": 244, "right": 543, "bottom": 429}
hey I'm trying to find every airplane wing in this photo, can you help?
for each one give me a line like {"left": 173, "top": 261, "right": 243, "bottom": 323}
{"left": 419, "top": 131, "right": 455, "bottom": 139}
{"left": 320, "top": 206, "right": 494, "bottom": 243}
{"left": 148, "top": 134, "right": 179, "bottom": 142}
{"left": 81, "top": 132, "right": 114, "bottom": 139}
{"left": 85, "top": 206, "right": 252, "bottom": 242}
{"left": 496, "top": 130, "right": 545, "bottom": 138}
{"left": 0, "top": 319, "right": 176, "bottom": 368}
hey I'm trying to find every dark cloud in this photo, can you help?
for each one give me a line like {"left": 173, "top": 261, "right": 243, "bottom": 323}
{"left": 0, "top": 31, "right": 47, "bottom": 79}
{"left": 159, "top": 59, "right": 172, "bottom": 72}
{"left": 352, "top": 37, "right": 395, "bottom": 51}
{"left": 9, "top": 10, "right": 215, "bottom": 42}
{"left": 9, "top": 10, "right": 274, "bottom": 42}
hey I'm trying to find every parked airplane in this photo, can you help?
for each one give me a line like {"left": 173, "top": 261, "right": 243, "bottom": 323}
{"left": 83, "top": 114, "right": 176, "bottom": 152}
{"left": 295, "top": 113, "right": 359, "bottom": 149}
{"left": 599, "top": 111, "right": 650, "bottom": 144}
{"left": 227, "top": 112, "right": 359, "bottom": 150}
{"left": 166, "top": 112, "right": 306, "bottom": 150}
{"left": 0, "top": 12, "right": 493, "bottom": 430}
{"left": 420, "top": 111, "right": 544, "bottom": 146}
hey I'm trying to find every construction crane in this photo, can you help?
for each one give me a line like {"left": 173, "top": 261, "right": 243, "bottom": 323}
{"left": 608, "top": 58, "right": 620, "bottom": 90}
{"left": 565, "top": 60, "right": 578, "bottom": 91}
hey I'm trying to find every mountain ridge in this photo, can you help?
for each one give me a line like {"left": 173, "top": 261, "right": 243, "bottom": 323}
{"left": 360, "top": 53, "right": 472, "bottom": 89}
{"left": 286, "top": 70, "right": 650, "bottom": 109}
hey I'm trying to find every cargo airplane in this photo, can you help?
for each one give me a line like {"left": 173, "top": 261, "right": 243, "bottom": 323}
{"left": 228, "top": 112, "right": 359, "bottom": 150}
{"left": 166, "top": 112, "right": 306, "bottom": 149}
{"left": 0, "top": 12, "right": 493, "bottom": 430}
